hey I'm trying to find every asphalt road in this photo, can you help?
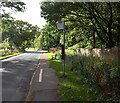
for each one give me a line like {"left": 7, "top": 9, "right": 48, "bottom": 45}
{"left": 1, "top": 51, "right": 42, "bottom": 101}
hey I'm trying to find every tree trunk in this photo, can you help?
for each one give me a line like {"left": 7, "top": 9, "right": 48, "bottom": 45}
{"left": 107, "top": 3, "right": 115, "bottom": 48}
{"left": 93, "top": 33, "right": 96, "bottom": 48}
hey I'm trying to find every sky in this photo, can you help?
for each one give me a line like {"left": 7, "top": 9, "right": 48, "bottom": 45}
{"left": 11, "top": 0, "right": 46, "bottom": 29}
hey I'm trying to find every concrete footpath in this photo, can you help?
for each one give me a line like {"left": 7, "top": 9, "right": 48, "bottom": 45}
{"left": 25, "top": 53, "right": 60, "bottom": 102}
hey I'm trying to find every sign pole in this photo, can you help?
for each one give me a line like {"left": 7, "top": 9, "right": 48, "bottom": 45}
{"left": 57, "top": 21, "right": 66, "bottom": 76}
{"left": 63, "top": 28, "right": 65, "bottom": 76}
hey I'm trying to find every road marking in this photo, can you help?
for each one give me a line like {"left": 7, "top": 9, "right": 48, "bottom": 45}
{"left": 39, "top": 69, "right": 43, "bottom": 82}
{"left": 29, "top": 59, "right": 41, "bottom": 85}
{"left": 37, "top": 63, "right": 40, "bottom": 68}
{"left": 0, "top": 68, "right": 10, "bottom": 73}
{"left": 30, "top": 71, "right": 36, "bottom": 85}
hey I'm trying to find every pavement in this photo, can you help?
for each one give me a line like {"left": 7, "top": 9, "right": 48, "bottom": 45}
{"left": 25, "top": 53, "right": 60, "bottom": 102}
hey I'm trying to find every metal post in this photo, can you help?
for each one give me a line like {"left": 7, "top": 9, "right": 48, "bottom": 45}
{"left": 57, "top": 21, "right": 66, "bottom": 77}
{"left": 63, "top": 29, "right": 65, "bottom": 76}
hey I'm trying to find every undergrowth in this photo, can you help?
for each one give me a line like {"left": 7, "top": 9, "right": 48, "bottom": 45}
{"left": 47, "top": 53, "right": 104, "bottom": 101}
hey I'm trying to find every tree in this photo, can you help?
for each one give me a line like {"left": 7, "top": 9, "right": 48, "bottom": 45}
{"left": 1, "top": 1, "right": 26, "bottom": 51}
{"left": 34, "top": 33, "right": 43, "bottom": 50}
{"left": 40, "top": 2, "right": 120, "bottom": 48}
{"left": 2, "top": 19, "right": 39, "bottom": 52}
{"left": 9, "top": 20, "right": 39, "bottom": 51}
{"left": 1, "top": 1, "right": 26, "bottom": 13}
{"left": 41, "top": 22, "right": 61, "bottom": 50}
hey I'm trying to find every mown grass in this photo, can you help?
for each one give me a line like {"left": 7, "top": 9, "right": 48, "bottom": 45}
{"left": 0, "top": 52, "right": 22, "bottom": 60}
{"left": 47, "top": 53, "right": 104, "bottom": 101}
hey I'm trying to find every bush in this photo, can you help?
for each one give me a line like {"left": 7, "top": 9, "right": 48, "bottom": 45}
{"left": 53, "top": 46, "right": 120, "bottom": 101}
{"left": 2, "top": 49, "right": 19, "bottom": 56}
{"left": 49, "top": 47, "right": 61, "bottom": 53}
{"left": 1, "top": 42, "right": 10, "bottom": 50}
{"left": 65, "top": 50, "right": 120, "bottom": 101}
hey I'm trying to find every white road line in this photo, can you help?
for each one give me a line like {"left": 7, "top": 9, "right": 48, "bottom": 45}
{"left": 39, "top": 69, "right": 43, "bottom": 82}
{"left": 30, "top": 71, "right": 36, "bottom": 85}
{"left": 29, "top": 60, "right": 41, "bottom": 85}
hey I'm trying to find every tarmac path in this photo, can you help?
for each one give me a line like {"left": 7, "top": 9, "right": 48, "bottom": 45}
{"left": 25, "top": 53, "right": 59, "bottom": 102}
{"left": 1, "top": 51, "right": 42, "bottom": 101}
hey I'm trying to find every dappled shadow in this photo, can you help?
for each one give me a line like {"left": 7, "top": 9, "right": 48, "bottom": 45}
{"left": 49, "top": 59, "right": 103, "bottom": 101}
{"left": 51, "top": 58, "right": 120, "bottom": 101}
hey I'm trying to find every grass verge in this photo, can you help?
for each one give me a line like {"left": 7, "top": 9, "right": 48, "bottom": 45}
{"left": 47, "top": 53, "right": 104, "bottom": 101}
{"left": 0, "top": 52, "right": 22, "bottom": 60}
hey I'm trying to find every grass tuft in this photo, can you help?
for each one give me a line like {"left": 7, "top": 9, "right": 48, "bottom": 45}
{"left": 0, "top": 52, "right": 22, "bottom": 60}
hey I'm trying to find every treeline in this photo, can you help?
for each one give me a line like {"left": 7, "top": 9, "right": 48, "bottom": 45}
{"left": 40, "top": 2, "right": 120, "bottom": 49}
{"left": 1, "top": 2, "right": 41, "bottom": 53}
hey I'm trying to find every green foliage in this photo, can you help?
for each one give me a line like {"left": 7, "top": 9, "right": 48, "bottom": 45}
{"left": 1, "top": 2, "right": 41, "bottom": 52}
{"left": 50, "top": 44, "right": 120, "bottom": 101}
{"left": 2, "top": 19, "right": 40, "bottom": 52}
{"left": 41, "top": 23, "right": 61, "bottom": 49}
{"left": 34, "top": 34, "right": 43, "bottom": 50}
{"left": 47, "top": 53, "right": 104, "bottom": 101}
{"left": 0, "top": 52, "right": 21, "bottom": 60}
{"left": 1, "top": 50, "right": 11, "bottom": 56}
{"left": 1, "top": 49, "right": 19, "bottom": 56}
{"left": 54, "top": 50, "right": 61, "bottom": 60}
{"left": 65, "top": 50, "right": 120, "bottom": 101}
{"left": 1, "top": 2, "right": 26, "bottom": 13}
{"left": 0, "top": 42, "right": 10, "bottom": 50}
{"left": 40, "top": 2, "right": 120, "bottom": 48}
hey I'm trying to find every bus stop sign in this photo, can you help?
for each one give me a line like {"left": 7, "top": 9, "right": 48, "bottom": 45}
{"left": 57, "top": 21, "right": 64, "bottom": 30}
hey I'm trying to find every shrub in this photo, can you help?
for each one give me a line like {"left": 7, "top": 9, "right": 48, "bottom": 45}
{"left": 65, "top": 49, "right": 120, "bottom": 101}
{"left": 1, "top": 42, "right": 10, "bottom": 50}
{"left": 49, "top": 47, "right": 61, "bottom": 53}
{"left": 2, "top": 49, "right": 19, "bottom": 56}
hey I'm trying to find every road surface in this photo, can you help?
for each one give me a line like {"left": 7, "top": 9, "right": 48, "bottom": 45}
{"left": 1, "top": 51, "right": 42, "bottom": 101}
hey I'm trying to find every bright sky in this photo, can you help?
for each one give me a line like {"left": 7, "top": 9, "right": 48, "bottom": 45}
{"left": 11, "top": 0, "right": 46, "bottom": 29}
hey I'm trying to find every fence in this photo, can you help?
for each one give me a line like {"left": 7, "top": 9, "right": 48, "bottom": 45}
{"left": 76, "top": 47, "right": 120, "bottom": 59}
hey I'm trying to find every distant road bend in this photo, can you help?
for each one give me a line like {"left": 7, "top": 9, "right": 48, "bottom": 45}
{"left": 1, "top": 51, "right": 43, "bottom": 101}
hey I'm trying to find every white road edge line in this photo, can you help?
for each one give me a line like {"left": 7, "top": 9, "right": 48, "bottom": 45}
{"left": 30, "top": 71, "right": 36, "bottom": 85}
{"left": 29, "top": 62, "right": 41, "bottom": 85}
{"left": 30, "top": 58, "right": 40, "bottom": 85}
{"left": 39, "top": 69, "right": 43, "bottom": 82}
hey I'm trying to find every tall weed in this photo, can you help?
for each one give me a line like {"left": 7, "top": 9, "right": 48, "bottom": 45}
{"left": 65, "top": 50, "right": 120, "bottom": 101}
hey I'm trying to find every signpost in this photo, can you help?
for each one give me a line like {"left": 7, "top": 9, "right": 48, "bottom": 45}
{"left": 57, "top": 21, "right": 65, "bottom": 76}
{"left": 57, "top": 21, "right": 64, "bottom": 30}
